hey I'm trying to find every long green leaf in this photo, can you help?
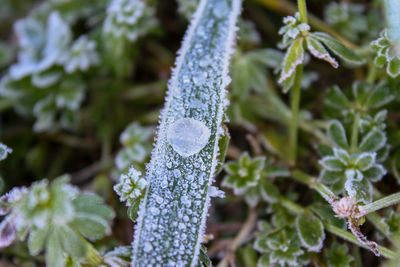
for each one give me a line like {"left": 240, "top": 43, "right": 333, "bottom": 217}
{"left": 131, "top": 0, "right": 241, "bottom": 266}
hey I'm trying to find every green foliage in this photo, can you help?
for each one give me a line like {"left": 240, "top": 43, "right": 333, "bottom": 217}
{"left": 277, "top": 12, "right": 363, "bottom": 92}
{"left": 0, "top": 176, "right": 114, "bottom": 265}
{"left": 113, "top": 166, "right": 146, "bottom": 220}
{"left": 1, "top": 0, "right": 400, "bottom": 266}
{"left": 319, "top": 120, "right": 387, "bottom": 203}
{"left": 324, "top": 2, "right": 369, "bottom": 43}
{"left": 255, "top": 222, "right": 309, "bottom": 267}
{"left": 115, "top": 122, "right": 153, "bottom": 171}
{"left": 222, "top": 153, "right": 265, "bottom": 195}
{"left": 295, "top": 214, "right": 325, "bottom": 252}
{"left": 371, "top": 29, "right": 400, "bottom": 78}
{"left": 325, "top": 242, "right": 354, "bottom": 267}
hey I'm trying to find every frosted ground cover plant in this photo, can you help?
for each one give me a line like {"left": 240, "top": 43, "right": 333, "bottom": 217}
{"left": 130, "top": 0, "right": 241, "bottom": 266}
{"left": 2, "top": 0, "right": 400, "bottom": 266}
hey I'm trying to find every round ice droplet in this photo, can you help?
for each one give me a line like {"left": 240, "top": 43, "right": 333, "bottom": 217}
{"left": 167, "top": 118, "right": 211, "bottom": 157}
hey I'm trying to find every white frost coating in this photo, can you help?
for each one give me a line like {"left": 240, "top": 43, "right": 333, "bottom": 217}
{"left": 167, "top": 118, "right": 211, "bottom": 157}
{"left": 131, "top": 0, "right": 241, "bottom": 266}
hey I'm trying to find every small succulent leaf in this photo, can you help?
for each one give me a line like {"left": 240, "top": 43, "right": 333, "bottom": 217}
{"left": 319, "top": 156, "right": 345, "bottom": 171}
{"left": 366, "top": 84, "right": 395, "bottom": 108}
{"left": 264, "top": 164, "right": 290, "bottom": 178}
{"left": 383, "top": 211, "right": 400, "bottom": 235}
{"left": 326, "top": 242, "right": 353, "bottom": 267}
{"left": 345, "top": 178, "right": 372, "bottom": 204}
{"left": 46, "top": 229, "right": 66, "bottom": 267}
{"left": 324, "top": 85, "right": 350, "bottom": 111}
{"left": 28, "top": 227, "right": 49, "bottom": 256}
{"left": 244, "top": 186, "right": 260, "bottom": 207}
{"left": 333, "top": 148, "right": 350, "bottom": 164}
{"left": 387, "top": 59, "right": 400, "bottom": 78}
{"left": 71, "top": 213, "right": 111, "bottom": 240}
{"left": 278, "top": 38, "right": 305, "bottom": 88}
{"left": 57, "top": 225, "right": 87, "bottom": 258}
{"left": 257, "top": 253, "right": 271, "bottom": 267}
{"left": 260, "top": 179, "right": 279, "bottom": 203}
{"left": 312, "top": 32, "right": 364, "bottom": 65}
{"left": 319, "top": 169, "right": 342, "bottom": 184}
{"left": 327, "top": 120, "right": 349, "bottom": 149}
{"left": 354, "top": 152, "right": 376, "bottom": 171}
{"left": 281, "top": 68, "right": 296, "bottom": 93}
{"left": 345, "top": 169, "right": 363, "bottom": 181}
{"left": 306, "top": 36, "right": 338, "bottom": 68}
{"left": 363, "top": 165, "right": 386, "bottom": 182}
{"left": 376, "top": 145, "right": 390, "bottom": 163}
{"left": 127, "top": 199, "right": 141, "bottom": 221}
{"left": 317, "top": 144, "right": 334, "bottom": 157}
{"left": 358, "top": 129, "right": 386, "bottom": 152}
{"left": 295, "top": 214, "right": 325, "bottom": 252}
{"left": 310, "top": 203, "right": 346, "bottom": 229}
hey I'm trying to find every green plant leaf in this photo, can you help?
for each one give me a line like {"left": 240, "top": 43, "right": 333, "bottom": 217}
{"left": 295, "top": 214, "right": 325, "bottom": 252}
{"left": 327, "top": 120, "right": 348, "bottom": 149}
{"left": 326, "top": 242, "right": 353, "bottom": 267}
{"left": 46, "top": 229, "right": 66, "bottom": 267}
{"left": 312, "top": 32, "right": 364, "bottom": 65}
{"left": 278, "top": 37, "right": 305, "bottom": 92}
{"left": 319, "top": 156, "right": 345, "bottom": 171}
{"left": 306, "top": 36, "right": 338, "bottom": 68}
{"left": 345, "top": 178, "right": 372, "bottom": 204}
{"left": 57, "top": 225, "right": 87, "bottom": 259}
{"left": 358, "top": 129, "right": 386, "bottom": 152}
{"left": 28, "top": 227, "right": 49, "bottom": 256}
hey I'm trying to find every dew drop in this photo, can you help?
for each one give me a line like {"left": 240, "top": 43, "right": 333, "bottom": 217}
{"left": 167, "top": 118, "right": 211, "bottom": 157}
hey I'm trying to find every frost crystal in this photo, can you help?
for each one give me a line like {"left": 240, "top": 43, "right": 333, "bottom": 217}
{"left": 167, "top": 118, "right": 211, "bottom": 157}
{"left": 114, "top": 167, "right": 147, "bottom": 206}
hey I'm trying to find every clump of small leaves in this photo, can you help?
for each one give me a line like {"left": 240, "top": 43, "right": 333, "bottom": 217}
{"left": 278, "top": 12, "right": 363, "bottom": 92}
{"left": 114, "top": 166, "right": 146, "bottom": 220}
{"left": 324, "top": 2, "right": 368, "bottom": 43}
{"left": 0, "top": 176, "right": 114, "bottom": 265}
{"left": 371, "top": 30, "right": 400, "bottom": 78}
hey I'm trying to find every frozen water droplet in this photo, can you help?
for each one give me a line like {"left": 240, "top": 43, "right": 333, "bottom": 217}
{"left": 173, "top": 169, "right": 181, "bottom": 178}
{"left": 160, "top": 179, "right": 168, "bottom": 188}
{"left": 167, "top": 118, "right": 211, "bottom": 157}
{"left": 150, "top": 207, "right": 160, "bottom": 216}
{"left": 144, "top": 242, "right": 153, "bottom": 252}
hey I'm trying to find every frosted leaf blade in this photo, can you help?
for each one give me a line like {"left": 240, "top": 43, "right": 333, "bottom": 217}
{"left": 131, "top": 0, "right": 241, "bottom": 266}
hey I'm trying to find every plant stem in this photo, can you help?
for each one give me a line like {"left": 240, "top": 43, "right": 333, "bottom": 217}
{"left": 277, "top": 195, "right": 396, "bottom": 258}
{"left": 291, "top": 170, "right": 336, "bottom": 201}
{"left": 359, "top": 192, "right": 400, "bottom": 215}
{"left": 289, "top": 65, "right": 303, "bottom": 164}
{"left": 350, "top": 112, "right": 360, "bottom": 152}
{"left": 323, "top": 223, "right": 395, "bottom": 259}
{"left": 217, "top": 208, "right": 258, "bottom": 267}
{"left": 297, "top": 0, "right": 307, "bottom": 23}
